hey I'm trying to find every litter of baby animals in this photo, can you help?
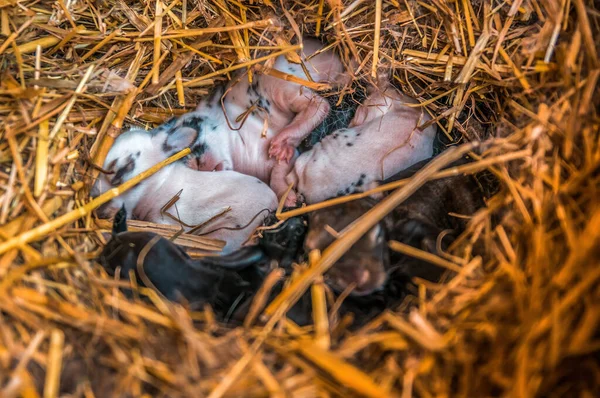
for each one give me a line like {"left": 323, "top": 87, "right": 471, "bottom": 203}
{"left": 0, "top": 1, "right": 598, "bottom": 397}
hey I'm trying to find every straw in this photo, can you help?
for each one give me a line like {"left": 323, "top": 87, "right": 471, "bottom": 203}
{"left": 264, "top": 143, "right": 478, "bottom": 318}
{"left": 0, "top": 1, "right": 598, "bottom": 396}
{"left": 0, "top": 148, "right": 190, "bottom": 255}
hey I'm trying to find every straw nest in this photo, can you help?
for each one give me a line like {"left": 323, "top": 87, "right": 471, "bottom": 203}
{"left": 0, "top": 0, "right": 598, "bottom": 397}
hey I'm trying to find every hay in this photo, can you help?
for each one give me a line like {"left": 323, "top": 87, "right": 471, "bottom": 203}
{"left": 0, "top": 0, "right": 599, "bottom": 397}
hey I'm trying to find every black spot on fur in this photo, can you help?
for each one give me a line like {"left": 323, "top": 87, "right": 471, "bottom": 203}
{"left": 356, "top": 174, "right": 367, "bottom": 187}
{"left": 191, "top": 142, "right": 208, "bottom": 157}
{"left": 204, "top": 85, "right": 224, "bottom": 108}
{"left": 162, "top": 140, "right": 174, "bottom": 154}
{"left": 346, "top": 143, "right": 353, "bottom": 147}
{"left": 257, "top": 96, "right": 270, "bottom": 113}
{"left": 180, "top": 116, "right": 204, "bottom": 129}
{"left": 248, "top": 81, "right": 261, "bottom": 100}
{"left": 333, "top": 134, "right": 338, "bottom": 139}
{"left": 298, "top": 84, "right": 368, "bottom": 153}
{"left": 110, "top": 155, "right": 135, "bottom": 186}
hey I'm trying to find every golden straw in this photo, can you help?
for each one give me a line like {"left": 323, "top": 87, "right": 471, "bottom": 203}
{"left": 183, "top": 44, "right": 302, "bottom": 87}
{"left": 264, "top": 142, "right": 478, "bottom": 318}
{"left": 0, "top": 148, "right": 190, "bottom": 255}
{"left": 371, "top": 0, "right": 382, "bottom": 78}
{"left": 43, "top": 329, "right": 65, "bottom": 398}
{"left": 49, "top": 65, "right": 95, "bottom": 140}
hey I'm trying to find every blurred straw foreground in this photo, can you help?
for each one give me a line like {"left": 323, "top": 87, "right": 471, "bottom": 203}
{"left": 0, "top": 0, "right": 599, "bottom": 397}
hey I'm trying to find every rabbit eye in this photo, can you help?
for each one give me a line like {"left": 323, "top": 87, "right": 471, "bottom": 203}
{"left": 110, "top": 157, "right": 135, "bottom": 186}
{"left": 106, "top": 159, "right": 117, "bottom": 173}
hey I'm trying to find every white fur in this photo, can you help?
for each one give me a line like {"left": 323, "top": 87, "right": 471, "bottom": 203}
{"left": 91, "top": 129, "right": 278, "bottom": 254}
{"left": 179, "top": 37, "right": 348, "bottom": 202}
{"left": 285, "top": 86, "right": 436, "bottom": 204}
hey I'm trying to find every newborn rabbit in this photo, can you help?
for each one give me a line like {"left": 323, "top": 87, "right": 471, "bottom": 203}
{"left": 285, "top": 83, "right": 437, "bottom": 204}
{"left": 161, "top": 37, "right": 349, "bottom": 204}
{"left": 91, "top": 125, "right": 278, "bottom": 254}
{"left": 303, "top": 157, "right": 487, "bottom": 294}
{"left": 99, "top": 207, "right": 267, "bottom": 312}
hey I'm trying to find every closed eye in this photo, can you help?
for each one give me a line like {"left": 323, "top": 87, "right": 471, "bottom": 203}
{"left": 110, "top": 157, "right": 135, "bottom": 186}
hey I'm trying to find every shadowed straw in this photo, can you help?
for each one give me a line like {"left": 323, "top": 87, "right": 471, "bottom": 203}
{"left": 265, "top": 142, "right": 478, "bottom": 318}
{"left": 0, "top": 0, "right": 598, "bottom": 397}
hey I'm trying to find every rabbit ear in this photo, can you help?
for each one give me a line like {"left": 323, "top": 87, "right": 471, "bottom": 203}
{"left": 163, "top": 126, "right": 198, "bottom": 154}
{"left": 112, "top": 204, "right": 128, "bottom": 235}
{"left": 397, "top": 219, "right": 442, "bottom": 249}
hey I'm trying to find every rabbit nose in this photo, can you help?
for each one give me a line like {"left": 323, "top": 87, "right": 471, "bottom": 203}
{"left": 354, "top": 268, "right": 371, "bottom": 287}
{"left": 96, "top": 204, "right": 118, "bottom": 219}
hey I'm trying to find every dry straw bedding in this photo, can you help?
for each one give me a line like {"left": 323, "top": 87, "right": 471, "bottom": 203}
{"left": 0, "top": 0, "right": 598, "bottom": 397}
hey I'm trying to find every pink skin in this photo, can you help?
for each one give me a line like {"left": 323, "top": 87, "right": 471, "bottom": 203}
{"left": 268, "top": 93, "right": 330, "bottom": 162}
{"left": 284, "top": 85, "right": 437, "bottom": 204}
{"left": 91, "top": 129, "right": 278, "bottom": 254}
{"left": 266, "top": 38, "right": 349, "bottom": 162}
{"left": 185, "top": 38, "right": 348, "bottom": 206}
